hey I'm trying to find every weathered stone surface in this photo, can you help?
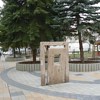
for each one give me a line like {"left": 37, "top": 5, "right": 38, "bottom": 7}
{"left": 40, "top": 42, "right": 69, "bottom": 86}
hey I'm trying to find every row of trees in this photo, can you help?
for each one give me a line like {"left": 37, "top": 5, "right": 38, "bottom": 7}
{"left": 0, "top": 0, "right": 56, "bottom": 62}
{"left": 53, "top": 0, "right": 100, "bottom": 61}
{"left": 0, "top": 0, "right": 100, "bottom": 62}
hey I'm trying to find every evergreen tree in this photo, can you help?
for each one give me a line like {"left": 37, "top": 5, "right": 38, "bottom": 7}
{"left": 0, "top": 0, "right": 55, "bottom": 61}
{"left": 53, "top": 0, "right": 100, "bottom": 61}
{"left": 0, "top": 0, "right": 28, "bottom": 57}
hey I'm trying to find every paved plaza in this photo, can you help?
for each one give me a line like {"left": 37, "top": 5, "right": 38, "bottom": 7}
{"left": 1, "top": 56, "right": 100, "bottom": 99}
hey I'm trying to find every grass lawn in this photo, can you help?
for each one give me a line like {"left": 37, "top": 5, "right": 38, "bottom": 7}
{"left": 69, "top": 51, "right": 93, "bottom": 59}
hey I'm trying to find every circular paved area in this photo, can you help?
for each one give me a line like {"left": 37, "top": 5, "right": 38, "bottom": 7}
{"left": 1, "top": 57, "right": 100, "bottom": 100}
{"left": 1, "top": 66, "right": 100, "bottom": 100}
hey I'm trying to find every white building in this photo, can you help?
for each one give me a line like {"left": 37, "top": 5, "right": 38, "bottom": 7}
{"left": 66, "top": 36, "right": 91, "bottom": 52}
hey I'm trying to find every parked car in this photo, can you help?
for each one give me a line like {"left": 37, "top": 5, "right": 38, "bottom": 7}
{"left": 3, "top": 51, "right": 12, "bottom": 55}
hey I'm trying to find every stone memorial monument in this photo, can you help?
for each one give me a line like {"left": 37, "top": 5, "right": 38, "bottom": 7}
{"left": 40, "top": 42, "right": 69, "bottom": 86}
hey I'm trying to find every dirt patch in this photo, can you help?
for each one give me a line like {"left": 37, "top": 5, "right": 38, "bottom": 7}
{"left": 19, "top": 57, "right": 100, "bottom": 64}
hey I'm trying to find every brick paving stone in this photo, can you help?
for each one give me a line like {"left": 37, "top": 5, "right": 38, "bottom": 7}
{"left": 70, "top": 75, "right": 88, "bottom": 81}
{"left": 1, "top": 60, "right": 100, "bottom": 100}
{"left": 0, "top": 78, "right": 11, "bottom": 100}
{"left": 91, "top": 73, "right": 100, "bottom": 79}
{"left": 25, "top": 93, "right": 76, "bottom": 100}
{"left": 12, "top": 96, "right": 26, "bottom": 100}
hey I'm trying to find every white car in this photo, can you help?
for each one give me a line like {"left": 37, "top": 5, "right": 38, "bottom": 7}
{"left": 3, "top": 51, "right": 12, "bottom": 55}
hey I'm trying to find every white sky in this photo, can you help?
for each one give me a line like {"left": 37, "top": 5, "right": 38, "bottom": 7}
{"left": 0, "top": 0, "right": 3, "bottom": 7}
{"left": 94, "top": 2, "right": 100, "bottom": 6}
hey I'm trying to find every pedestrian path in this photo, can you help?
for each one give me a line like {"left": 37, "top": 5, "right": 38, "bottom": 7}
{"left": 0, "top": 60, "right": 11, "bottom": 100}
{"left": 25, "top": 92, "right": 76, "bottom": 100}
{"left": 1, "top": 58, "right": 100, "bottom": 100}
{"left": 0, "top": 77, "right": 11, "bottom": 100}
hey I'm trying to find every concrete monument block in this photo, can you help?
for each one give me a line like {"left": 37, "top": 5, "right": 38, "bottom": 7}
{"left": 40, "top": 42, "right": 69, "bottom": 86}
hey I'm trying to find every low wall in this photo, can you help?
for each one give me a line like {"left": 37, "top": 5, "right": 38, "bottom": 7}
{"left": 16, "top": 62, "right": 100, "bottom": 72}
{"left": 69, "top": 63, "right": 100, "bottom": 72}
{"left": 16, "top": 63, "right": 40, "bottom": 71}
{"left": 16, "top": 63, "right": 48, "bottom": 72}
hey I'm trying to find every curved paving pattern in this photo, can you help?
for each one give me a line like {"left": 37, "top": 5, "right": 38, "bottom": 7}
{"left": 1, "top": 67, "right": 100, "bottom": 100}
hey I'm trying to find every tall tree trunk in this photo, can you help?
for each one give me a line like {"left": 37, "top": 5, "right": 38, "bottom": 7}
{"left": 78, "top": 32, "right": 84, "bottom": 62}
{"left": 32, "top": 48, "right": 37, "bottom": 63}
{"left": 92, "top": 44, "right": 95, "bottom": 58}
{"left": 13, "top": 48, "right": 16, "bottom": 58}
{"left": 76, "top": 14, "right": 84, "bottom": 62}
{"left": 39, "top": 29, "right": 46, "bottom": 41}
{"left": 18, "top": 47, "right": 21, "bottom": 56}
{"left": 25, "top": 47, "right": 27, "bottom": 55}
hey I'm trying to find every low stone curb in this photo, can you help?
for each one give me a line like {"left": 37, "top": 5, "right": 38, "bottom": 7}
{"left": 16, "top": 63, "right": 40, "bottom": 71}
{"left": 69, "top": 63, "right": 100, "bottom": 72}
{"left": 16, "top": 63, "right": 100, "bottom": 72}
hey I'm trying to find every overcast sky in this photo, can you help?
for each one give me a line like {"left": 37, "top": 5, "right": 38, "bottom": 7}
{"left": 0, "top": 0, "right": 3, "bottom": 7}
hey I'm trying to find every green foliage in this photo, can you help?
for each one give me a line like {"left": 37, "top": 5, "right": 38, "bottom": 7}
{"left": 0, "top": 0, "right": 100, "bottom": 58}
{"left": 52, "top": 0, "right": 100, "bottom": 61}
{"left": 0, "top": 0, "right": 55, "bottom": 50}
{"left": 53, "top": 0, "right": 100, "bottom": 38}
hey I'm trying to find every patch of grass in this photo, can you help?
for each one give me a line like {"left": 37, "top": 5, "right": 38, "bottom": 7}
{"left": 69, "top": 51, "right": 92, "bottom": 59}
